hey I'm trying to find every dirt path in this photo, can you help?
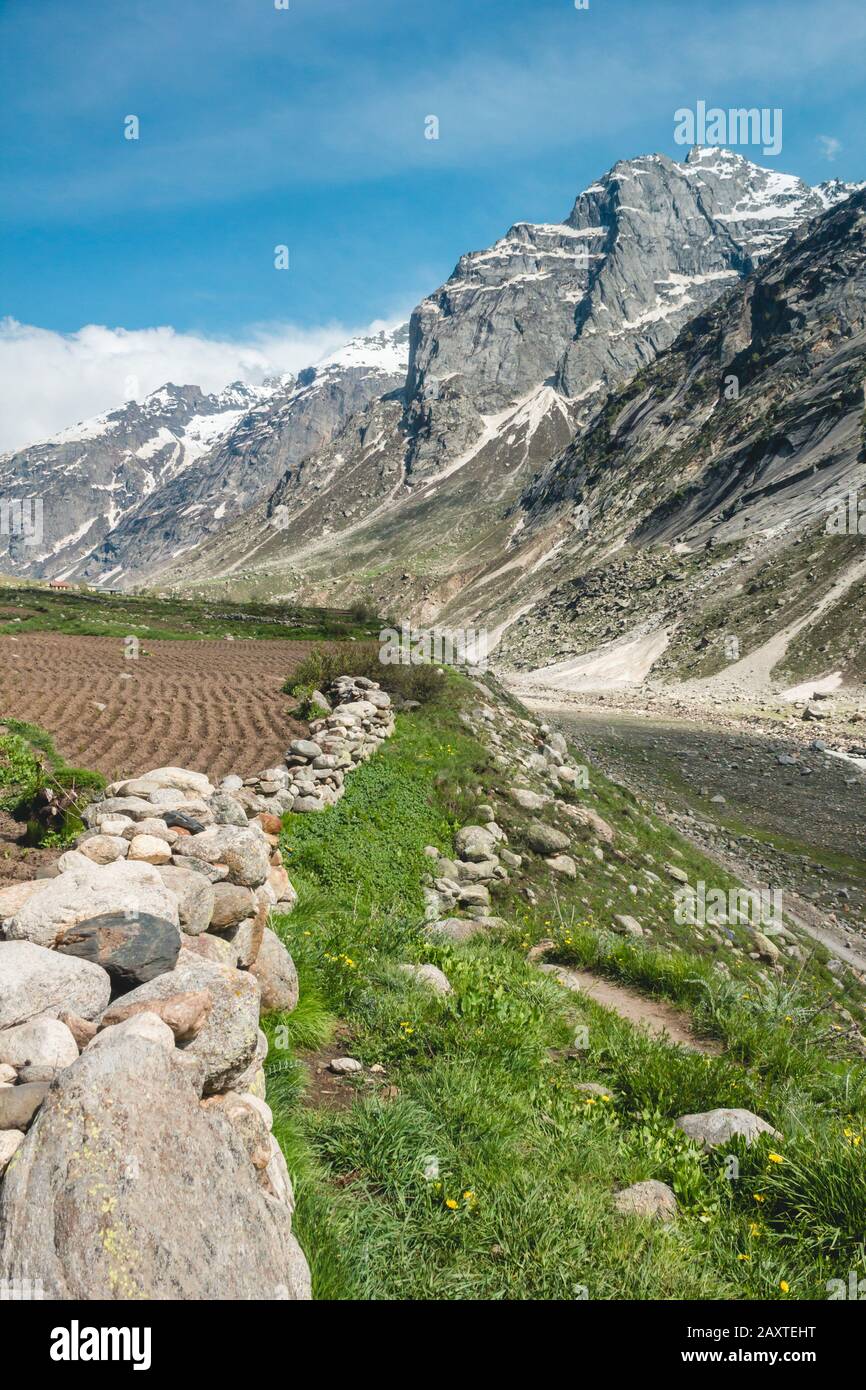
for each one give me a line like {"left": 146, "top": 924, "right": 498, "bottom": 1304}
{"left": 539, "top": 963, "right": 722, "bottom": 1054}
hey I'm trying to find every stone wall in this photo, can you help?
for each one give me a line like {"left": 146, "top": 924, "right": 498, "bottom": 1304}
{"left": 0, "top": 675, "right": 393, "bottom": 1300}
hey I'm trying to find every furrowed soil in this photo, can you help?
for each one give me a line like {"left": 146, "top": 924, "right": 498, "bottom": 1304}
{"left": 0, "top": 631, "right": 322, "bottom": 781}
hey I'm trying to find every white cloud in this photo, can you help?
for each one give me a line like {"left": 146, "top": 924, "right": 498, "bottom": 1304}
{"left": 0, "top": 316, "right": 392, "bottom": 453}
{"left": 818, "top": 135, "right": 842, "bottom": 161}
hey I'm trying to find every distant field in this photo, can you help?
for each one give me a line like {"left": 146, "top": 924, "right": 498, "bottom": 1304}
{"left": 0, "top": 582, "right": 381, "bottom": 643}
{"left": 0, "top": 630, "right": 345, "bottom": 781}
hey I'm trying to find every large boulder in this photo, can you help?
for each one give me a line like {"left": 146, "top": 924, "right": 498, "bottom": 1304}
{"left": 98, "top": 949, "right": 261, "bottom": 1094}
{"left": 55, "top": 912, "right": 182, "bottom": 993}
{"left": 0, "top": 941, "right": 111, "bottom": 1028}
{"left": 0, "top": 881, "right": 53, "bottom": 917}
{"left": 2, "top": 859, "right": 179, "bottom": 948}
{"left": 113, "top": 766, "right": 214, "bottom": 798}
{"left": 0, "top": 1024, "right": 310, "bottom": 1299}
{"left": 249, "top": 929, "right": 299, "bottom": 1013}
{"left": 173, "top": 826, "right": 270, "bottom": 888}
{"left": 675, "top": 1108, "right": 782, "bottom": 1151}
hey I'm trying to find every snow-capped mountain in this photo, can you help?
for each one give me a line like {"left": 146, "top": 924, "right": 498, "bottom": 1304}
{"left": 159, "top": 148, "right": 861, "bottom": 613}
{"left": 0, "top": 380, "right": 273, "bottom": 581}
{"left": 0, "top": 325, "right": 409, "bottom": 585}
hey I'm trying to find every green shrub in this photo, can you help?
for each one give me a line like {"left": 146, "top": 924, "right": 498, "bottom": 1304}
{"left": 283, "top": 642, "right": 447, "bottom": 707}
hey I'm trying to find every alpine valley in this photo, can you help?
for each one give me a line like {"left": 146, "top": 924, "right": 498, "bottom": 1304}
{"left": 4, "top": 145, "right": 866, "bottom": 692}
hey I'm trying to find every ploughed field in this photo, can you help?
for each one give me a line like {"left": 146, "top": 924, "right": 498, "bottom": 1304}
{"left": 0, "top": 631, "right": 322, "bottom": 781}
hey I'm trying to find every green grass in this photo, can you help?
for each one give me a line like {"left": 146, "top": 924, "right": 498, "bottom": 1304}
{"left": 0, "top": 583, "right": 382, "bottom": 643}
{"left": 0, "top": 719, "right": 105, "bottom": 841}
{"left": 263, "top": 677, "right": 866, "bottom": 1301}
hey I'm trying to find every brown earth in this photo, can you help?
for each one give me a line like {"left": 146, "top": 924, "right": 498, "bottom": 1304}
{"left": 0, "top": 631, "right": 326, "bottom": 781}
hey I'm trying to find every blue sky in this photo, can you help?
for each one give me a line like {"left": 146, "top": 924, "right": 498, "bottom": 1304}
{"left": 1, "top": 0, "right": 865, "bottom": 446}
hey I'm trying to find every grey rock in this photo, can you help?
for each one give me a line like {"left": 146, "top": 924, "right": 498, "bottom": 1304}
{"left": 0, "top": 1081, "right": 51, "bottom": 1132}
{"left": 173, "top": 825, "right": 270, "bottom": 887}
{"left": 0, "top": 1018, "right": 79, "bottom": 1071}
{"left": 207, "top": 791, "right": 250, "bottom": 827}
{"left": 0, "top": 941, "right": 111, "bottom": 1028}
{"left": 329, "top": 1057, "right": 362, "bottom": 1074}
{"left": 675, "top": 1108, "right": 782, "bottom": 1151}
{"left": 98, "top": 948, "right": 261, "bottom": 1095}
{"left": 614, "top": 1179, "right": 677, "bottom": 1223}
{"left": 525, "top": 820, "right": 570, "bottom": 855}
{"left": 397, "top": 963, "right": 452, "bottom": 996}
{"left": 249, "top": 929, "right": 299, "bottom": 1013}
{"left": 454, "top": 825, "right": 498, "bottom": 861}
{"left": 0, "top": 1026, "right": 311, "bottom": 1298}
{"left": 156, "top": 864, "right": 215, "bottom": 936}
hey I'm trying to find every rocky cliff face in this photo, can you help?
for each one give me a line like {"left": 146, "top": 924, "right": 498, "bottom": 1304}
{"left": 492, "top": 186, "right": 866, "bottom": 686}
{"left": 161, "top": 148, "right": 859, "bottom": 616}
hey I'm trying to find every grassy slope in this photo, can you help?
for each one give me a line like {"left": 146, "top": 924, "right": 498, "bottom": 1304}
{"left": 0, "top": 583, "right": 380, "bottom": 643}
{"left": 263, "top": 676, "right": 866, "bottom": 1301}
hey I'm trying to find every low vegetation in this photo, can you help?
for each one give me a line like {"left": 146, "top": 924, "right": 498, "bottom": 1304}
{"left": 263, "top": 671, "right": 866, "bottom": 1300}
{"left": 284, "top": 642, "right": 446, "bottom": 707}
{"left": 0, "top": 583, "right": 382, "bottom": 643}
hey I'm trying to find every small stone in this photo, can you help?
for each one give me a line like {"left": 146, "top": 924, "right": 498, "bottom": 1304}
{"left": 675, "top": 1108, "right": 781, "bottom": 1151}
{"left": 546, "top": 854, "right": 577, "bottom": 878}
{"left": 128, "top": 834, "right": 172, "bottom": 865}
{"left": 288, "top": 739, "right": 323, "bottom": 760}
{"left": 328, "top": 1057, "right": 362, "bottom": 1075}
{"left": 397, "top": 963, "right": 452, "bottom": 996}
{"left": 614, "top": 1179, "right": 677, "bottom": 1223}
{"left": 525, "top": 820, "right": 569, "bottom": 855}
{"left": 76, "top": 834, "right": 130, "bottom": 865}
{"left": 612, "top": 915, "right": 644, "bottom": 938}
{"left": 0, "top": 1081, "right": 50, "bottom": 1131}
